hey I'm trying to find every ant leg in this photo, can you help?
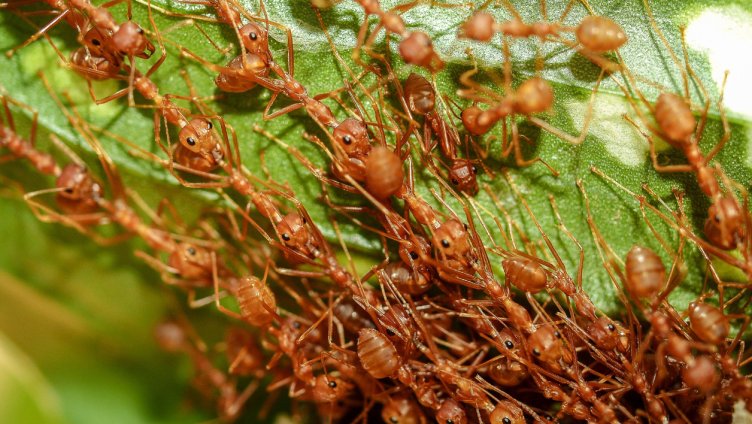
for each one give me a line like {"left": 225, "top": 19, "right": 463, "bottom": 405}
{"left": 705, "top": 71, "right": 731, "bottom": 163}
{"left": 212, "top": 253, "right": 244, "bottom": 320}
{"left": 5, "top": 8, "right": 71, "bottom": 58}
{"left": 511, "top": 122, "right": 559, "bottom": 176}
{"left": 262, "top": 96, "right": 305, "bottom": 121}
{"left": 623, "top": 114, "right": 694, "bottom": 173}
{"left": 530, "top": 69, "right": 605, "bottom": 145}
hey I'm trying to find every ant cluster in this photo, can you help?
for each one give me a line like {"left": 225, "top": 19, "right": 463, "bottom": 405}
{"left": 1, "top": 0, "right": 751, "bottom": 422}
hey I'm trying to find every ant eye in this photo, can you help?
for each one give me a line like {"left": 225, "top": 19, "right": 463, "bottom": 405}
{"left": 343, "top": 135, "right": 352, "bottom": 145}
{"left": 441, "top": 239, "right": 450, "bottom": 248}
{"left": 390, "top": 418, "right": 398, "bottom": 424}
{"left": 186, "top": 137, "right": 196, "bottom": 146}
{"left": 281, "top": 233, "right": 291, "bottom": 241}
{"left": 471, "top": 166, "right": 477, "bottom": 173}
{"left": 292, "top": 321, "right": 301, "bottom": 329}
{"left": 504, "top": 340, "right": 514, "bottom": 349}
{"left": 302, "top": 217, "right": 308, "bottom": 224}
{"left": 187, "top": 247, "right": 196, "bottom": 255}
{"left": 249, "top": 32, "right": 258, "bottom": 41}
{"left": 137, "top": 28, "right": 144, "bottom": 34}
{"left": 715, "top": 215, "right": 721, "bottom": 223}
{"left": 64, "top": 188, "right": 74, "bottom": 194}
{"left": 451, "top": 178, "right": 458, "bottom": 185}
{"left": 607, "top": 324, "right": 615, "bottom": 331}
{"left": 206, "top": 121, "right": 213, "bottom": 129}
{"left": 446, "top": 420, "right": 453, "bottom": 424}
{"left": 463, "top": 223, "right": 468, "bottom": 230}
{"left": 409, "top": 251, "right": 419, "bottom": 260}
{"left": 554, "top": 331, "right": 561, "bottom": 338}
{"left": 386, "top": 328, "right": 395, "bottom": 336}
{"left": 92, "top": 39, "right": 101, "bottom": 46}
{"left": 328, "top": 380, "right": 337, "bottom": 388}
{"left": 502, "top": 418, "right": 511, "bottom": 424}
{"left": 533, "top": 348, "right": 541, "bottom": 357}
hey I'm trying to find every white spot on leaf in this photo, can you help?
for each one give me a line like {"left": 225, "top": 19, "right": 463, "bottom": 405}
{"left": 685, "top": 6, "right": 752, "bottom": 119}
{"left": 566, "top": 93, "right": 649, "bottom": 167}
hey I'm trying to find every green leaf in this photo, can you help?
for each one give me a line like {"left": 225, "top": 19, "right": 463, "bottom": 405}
{"left": 2, "top": 0, "right": 751, "bottom": 310}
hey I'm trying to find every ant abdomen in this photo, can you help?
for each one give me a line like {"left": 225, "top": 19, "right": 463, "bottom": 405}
{"left": 682, "top": 355, "right": 720, "bottom": 393}
{"left": 215, "top": 53, "right": 269, "bottom": 93}
{"left": 365, "top": 146, "right": 404, "bottom": 199}
{"left": 403, "top": 73, "right": 435, "bottom": 115}
{"left": 514, "top": 78, "right": 554, "bottom": 115}
{"left": 357, "top": 328, "right": 401, "bottom": 379}
{"left": 688, "top": 302, "right": 729, "bottom": 345}
{"left": 502, "top": 257, "right": 548, "bottom": 294}
{"left": 384, "top": 261, "right": 432, "bottom": 296}
{"left": 625, "top": 245, "right": 666, "bottom": 299}
{"left": 654, "top": 93, "right": 696, "bottom": 145}
{"left": 333, "top": 298, "right": 375, "bottom": 335}
{"left": 575, "top": 16, "right": 627, "bottom": 53}
{"left": 236, "top": 276, "right": 277, "bottom": 327}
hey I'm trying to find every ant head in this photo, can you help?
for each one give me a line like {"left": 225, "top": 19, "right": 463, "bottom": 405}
{"left": 378, "top": 304, "right": 415, "bottom": 346}
{"left": 55, "top": 163, "right": 103, "bottom": 206}
{"left": 489, "top": 400, "right": 524, "bottom": 424}
{"left": 399, "top": 32, "right": 435, "bottom": 68}
{"left": 168, "top": 242, "right": 212, "bottom": 280}
{"left": 435, "top": 398, "right": 467, "bottom": 424}
{"left": 460, "top": 11, "right": 496, "bottom": 42}
{"left": 448, "top": 159, "right": 478, "bottom": 195}
{"left": 56, "top": 164, "right": 89, "bottom": 199}
{"left": 398, "top": 234, "right": 431, "bottom": 265}
{"left": 313, "top": 374, "right": 352, "bottom": 404}
{"left": 514, "top": 78, "right": 553, "bottom": 115}
{"left": 81, "top": 27, "right": 108, "bottom": 57}
{"left": 587, "top": 317, "right": 621, "bottom": 350}
{"left": 432, "top": 219, "right": 472, "bottom": 261}
{"left": 527, "top": 324, "right": 567, "bottom": 366}
{"left": 179, "top": 118, "right": 216, "bottom": 155}
{"left": 277, "top": 212, "right": 310, "bottom": 250}
{"left": 381, "top": 394, "right": 424, "bottom": 424}
{"left": 404, "top": 73, "right": 435, "bottom": 115}
{"left": 239, "top": 23, "right": 269, "bottom": 57}
{"left": 333, "top": 118, "right": 370, "bottom": 157}
{"left": 111, "top": 22, "right": 151, "bottom": 57}
{"left": 704, "top": 198, "right": 742, "bottom": 250}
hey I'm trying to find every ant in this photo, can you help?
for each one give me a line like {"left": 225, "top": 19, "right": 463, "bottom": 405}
{"left": 460, "top": 0, "right": 627, "bottom": 71}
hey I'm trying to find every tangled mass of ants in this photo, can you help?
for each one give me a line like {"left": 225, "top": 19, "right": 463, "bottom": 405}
{"left": 1, "top": 0, "right": 752, "bottom": 422}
